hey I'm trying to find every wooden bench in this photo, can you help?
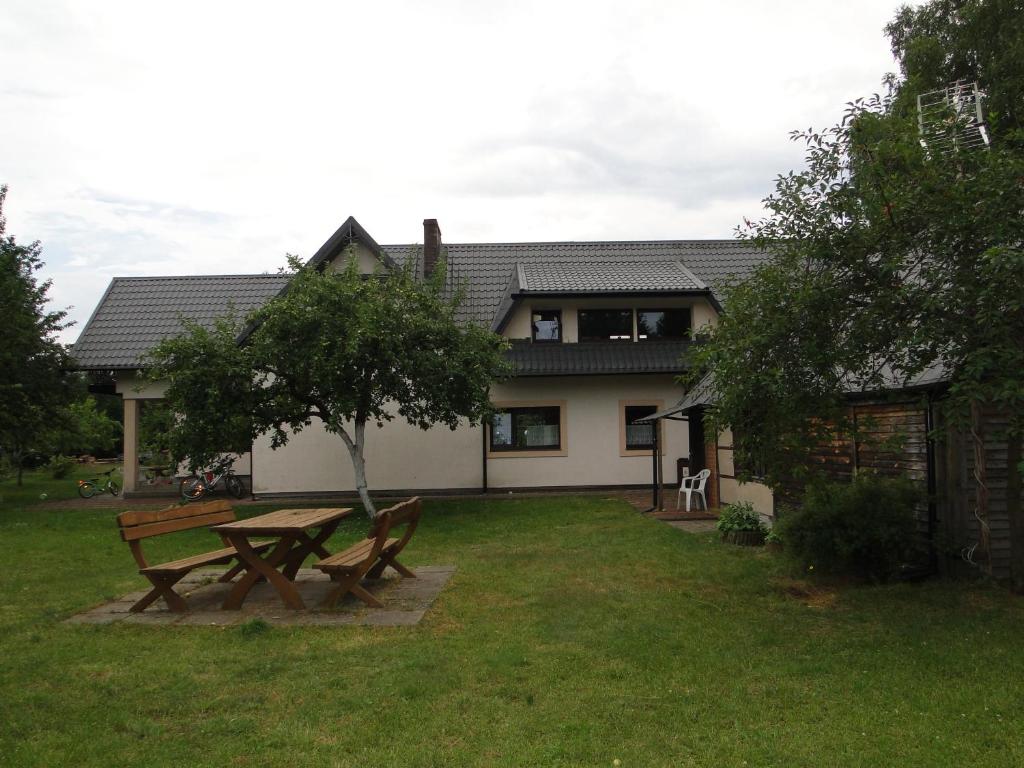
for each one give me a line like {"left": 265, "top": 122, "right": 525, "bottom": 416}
{"left": 315, "top": 497, "right": 422, "bottom": 609}
{"left": 117, "top": 500, "right": 274, "bottom": 613}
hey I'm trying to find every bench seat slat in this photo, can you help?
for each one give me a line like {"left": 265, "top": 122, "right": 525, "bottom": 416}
{"left": 315, "top": 538, "right": 398, "bottom": 572}
{"left": 141, "top": 540, "right": 275, "bottom": 574}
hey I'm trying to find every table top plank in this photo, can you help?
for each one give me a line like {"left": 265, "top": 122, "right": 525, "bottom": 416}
{"left": 211, "top": 507, "right": 353, "bottom": 534}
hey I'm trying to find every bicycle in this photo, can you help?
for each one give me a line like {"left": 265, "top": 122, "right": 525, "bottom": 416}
{"left": 179, "top": 459, "right": 245, "bottom": 501}
{"left": 78, "top": 468, "right": 121, "bottom": 498}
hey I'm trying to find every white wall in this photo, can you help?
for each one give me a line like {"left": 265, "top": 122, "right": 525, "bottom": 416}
{"left": 251, "top": 374, "right": 687, "bottom": 494}
{"left": 328, "top": 242, "right": 385, "bottom": 275}
{"left": 251, "top": 408, "right": 482, "bottom": 494}
{"left": 716, "top": 427, "right": 774, "bottom": 518}
{"left": 115, "top": 374, "right": 167, "bottom": 400}
{"left": 486, "top": 375, "right": 686, "bottom": 488}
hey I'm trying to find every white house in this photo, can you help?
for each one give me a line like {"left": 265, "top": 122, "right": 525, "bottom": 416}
{"left": 71, "top": 216, "right": 774, "bottom": 512}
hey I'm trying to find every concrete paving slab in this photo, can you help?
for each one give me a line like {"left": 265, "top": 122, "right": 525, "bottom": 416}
{"left": 65, "top": 566, "right": 455, "bottom": 627}
{"left": 667, "top": 519, "right": 719, "bottom": 534}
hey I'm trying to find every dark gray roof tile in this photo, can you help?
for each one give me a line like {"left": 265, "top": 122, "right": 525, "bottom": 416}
{"left": 505, "top": 340, "right": 691, "bottom": 376}
{"left": 383, "top": 239, "right": 769, "bottom": 326}
{"left": 72, "top": 234, "right": 770, "bottom": 371}
{"left": 516, "top": 260, "right": 705, "bottom": 293}
{"left": 71, "top": 274, "right": 290, "bottom": 370}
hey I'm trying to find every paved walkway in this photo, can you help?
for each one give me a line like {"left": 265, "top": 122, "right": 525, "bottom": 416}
{"left": 66, "top": 566, "right": 455, "bottom": 627}
{"left": 664, "top": 519, "right": 718, "bottom": 534}
{"left": 39, "top": 488, "right": 718, "bottom": 514}
{"left": 618, "top": 489, "right": 718, "bottom": 520}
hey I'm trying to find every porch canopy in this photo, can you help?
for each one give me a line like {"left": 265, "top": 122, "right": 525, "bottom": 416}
{"left": 635, "top": 374, "right": 716, "bottom": 511}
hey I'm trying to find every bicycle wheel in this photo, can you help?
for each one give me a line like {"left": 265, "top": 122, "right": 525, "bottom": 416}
{"left": 78, "top": 481, "right": 96, "bottom": 499}
{"left": 180, "top": 476, "right": 206, "bottom": 501}
{"left": 225, "top": 475, "right": 244, "bottom": 499}
{"left": 108, "top": 480, "right": 120, "bottom": 497}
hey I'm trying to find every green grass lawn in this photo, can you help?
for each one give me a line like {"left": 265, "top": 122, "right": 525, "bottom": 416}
{"left": 0, "top": 461, "right": 123, "bottom": 507}
{"left": 1, "top": 485, "right": 1022, "bottom": 767}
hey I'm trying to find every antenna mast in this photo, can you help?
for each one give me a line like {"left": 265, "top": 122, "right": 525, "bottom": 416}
{"left": 917, "top": 80, "right": 990, "bottom": 156}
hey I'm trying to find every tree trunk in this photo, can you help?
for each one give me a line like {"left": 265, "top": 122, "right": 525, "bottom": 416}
{"left": 1007, "top": 430, "right": 1023, "bottom": 592}
{"left": 970, "top": 401, "right": 992, "bottom": 576}
{"left": 16, "top": 462, "right": 24, "bottom": 487}
{"left": 338, "top": 421, "right": 377, "bottom": 518}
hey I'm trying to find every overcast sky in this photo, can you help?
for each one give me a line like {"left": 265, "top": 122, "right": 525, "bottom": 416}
{"left": 0, "top": 0, "right": 909, "bottom": 341}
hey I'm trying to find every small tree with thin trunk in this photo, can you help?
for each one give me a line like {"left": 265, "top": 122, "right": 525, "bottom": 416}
{"left": 149, "top": 250, "right": 509, "bottom": 516}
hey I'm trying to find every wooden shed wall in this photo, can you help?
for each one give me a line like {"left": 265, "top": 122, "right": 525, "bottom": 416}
{"left": 933, "top": 408, "right": 1021, "bottom": 580}
{"left": 776, "top": 398, "right": 930, "bottom": 506}
{"left": 773, "top": 395, "right": 1021, "bottom": 581}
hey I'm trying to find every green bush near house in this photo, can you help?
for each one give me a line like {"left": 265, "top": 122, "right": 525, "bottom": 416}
{"left": 715, "top": 501, "right": 767, "bottom": 534}
{"left": 776, "top": 474, "right": 924, "bottom": 581}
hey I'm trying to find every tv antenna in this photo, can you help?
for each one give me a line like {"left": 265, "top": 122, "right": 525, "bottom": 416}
{"left": 917, "top": 80, "right": 990, "bottom": 156}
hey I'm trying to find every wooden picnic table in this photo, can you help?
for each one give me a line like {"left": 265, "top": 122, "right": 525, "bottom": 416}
{"left": 211, "top": 507, "right": 353, "bottom": 610}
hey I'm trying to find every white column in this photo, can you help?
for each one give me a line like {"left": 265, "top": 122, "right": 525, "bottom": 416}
{"left": 123, "top": 398, "right": 139, "bottom": 495}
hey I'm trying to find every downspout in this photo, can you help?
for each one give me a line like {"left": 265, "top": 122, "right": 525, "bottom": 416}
{"left": 249, "top": 378, "right": 257, "bottom": 501}
{"left": 649, "top": 418, "right": 660, "bottom": 512}
{"left": 250, "top": 435, "right": 256, "bottom": 501}
{"left": 925, "top": 393, "right": 939, "bottom": 575}
{"left": 481, "top": 423, "right": 488, "bottom": 494}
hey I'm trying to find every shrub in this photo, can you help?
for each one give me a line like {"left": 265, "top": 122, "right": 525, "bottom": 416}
{"left": 46, "top": 454, "right": 75, "bottom": 479}
{"left": 764, "top": 527, "right": 783, "bottom": 546}
{"left": 716, "top": 501, "right": 767, "bottom": 534}
{"left": 775, "top": 474, "right": 924, "bottom": 581}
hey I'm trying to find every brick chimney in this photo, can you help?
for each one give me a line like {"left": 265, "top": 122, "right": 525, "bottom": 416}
{"left": 423, "top": 218, "right": 442, "bottom": 279}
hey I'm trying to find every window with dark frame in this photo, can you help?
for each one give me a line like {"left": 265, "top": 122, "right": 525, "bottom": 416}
{"left": 624, "top": 404, "right": 658, "bottom": 450}
{"left": 578, "top": 309, "right": 633, "bottom": 341}
{"left": 531, "top": 309, "right": 562, "bottom": 342}
{"left": 490, "top": 406, "right": 562, "bottom": 451}
{"left": 636, "top": 308, "right": 691, "bottom": 341}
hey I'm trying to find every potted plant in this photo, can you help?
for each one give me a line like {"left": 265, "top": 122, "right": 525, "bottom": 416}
{"left": 716, "top": 501, "right": 767, "bottom": 546}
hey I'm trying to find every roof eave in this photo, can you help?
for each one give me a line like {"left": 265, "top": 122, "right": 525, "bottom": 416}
{"left": 67, "top": 277, "right": 119, "bottom": 370}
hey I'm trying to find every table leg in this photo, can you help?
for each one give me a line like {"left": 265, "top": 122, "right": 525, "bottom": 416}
{"left": 222, "top": 535, "right": 305, "bottom": 610}
{"left": 281, "top": 520, "right": 341, "bottom": 580}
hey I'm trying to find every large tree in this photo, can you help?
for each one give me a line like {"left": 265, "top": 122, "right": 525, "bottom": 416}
{"left": 0, "top": 185, "right": 73, "bottom": 485}
{"left": 691, "top": 0, "right": 1024, "bottom": 580}
{"left": 149, "top": 251, "right": 509, "bottom": 516}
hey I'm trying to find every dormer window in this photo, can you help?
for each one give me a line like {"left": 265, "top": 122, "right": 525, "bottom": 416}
{"left": 532, "top": 309, "right": 562, "bottom": 342}
{"left": 579, "top": 309, "right": 633, "bottom": 342}
{"left": 637, "top": 308, "right": 691, "bottom": 341}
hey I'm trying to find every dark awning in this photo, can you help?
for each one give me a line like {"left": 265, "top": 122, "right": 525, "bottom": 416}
{"left": 637, "top": 373, "right": 715, "bottom": 421}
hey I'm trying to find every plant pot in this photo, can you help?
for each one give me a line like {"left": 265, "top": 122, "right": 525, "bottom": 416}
{"left": 723, "top": 530, "right": 766, "bottom": 547}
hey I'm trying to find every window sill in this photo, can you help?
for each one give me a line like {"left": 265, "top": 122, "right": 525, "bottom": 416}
{"left": 486, "top": 448, "right": 568, "bottom": 459}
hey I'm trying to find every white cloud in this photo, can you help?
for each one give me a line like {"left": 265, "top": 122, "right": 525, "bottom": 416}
{"left": 0, "top": 0, "right": 908, "bottom": 341}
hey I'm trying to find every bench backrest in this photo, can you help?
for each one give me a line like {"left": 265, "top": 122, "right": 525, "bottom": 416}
{"left": 368, "top": 496, "right": 422, "bottom": 544}
{"left": 118, "top": 500, "right": 237, "bottom": 570}
{"left": 118, "top": 500, "right": 236, "bottom": 542}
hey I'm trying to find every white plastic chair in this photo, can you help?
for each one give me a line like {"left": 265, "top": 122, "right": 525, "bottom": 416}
{"left": 678, "top": 468, "right": 711, "bottom": 512}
